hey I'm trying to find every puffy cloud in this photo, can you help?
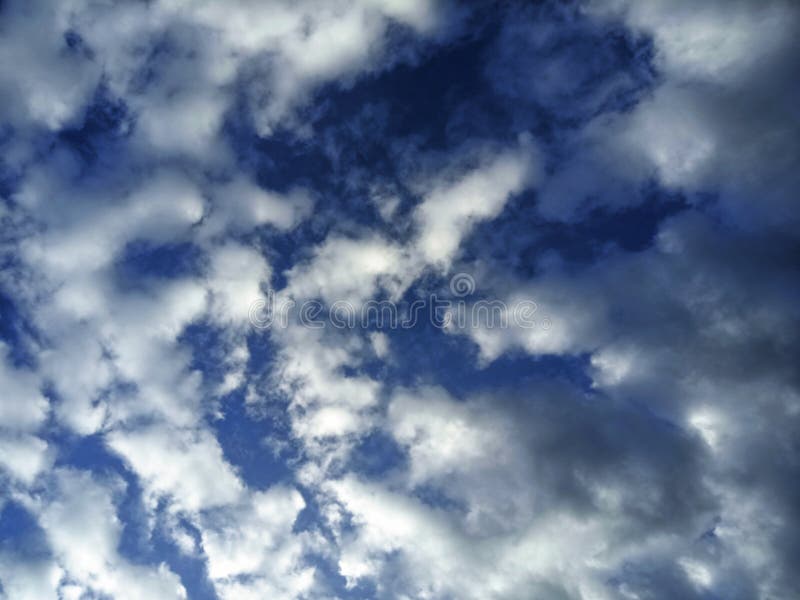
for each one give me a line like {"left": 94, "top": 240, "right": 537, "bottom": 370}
{"left": 0, "top": 344, "right": 51, "bottom": 486}
{"left": 207, "top": 242, "right": 272, "bottom": 325}
{"left": 269, "top": 138, "right": 541, "bottom": 488}
{"left": 0, "top": 434, "right": 52, "bottom": 486}
{"left": 587, "top": 0, "right": 796, "bottom": 83}
{"left": 537, "top": 0, "right": 800, "bottom": 227}
{"left": 0, "top": 0, "right": 460, "bottom": 171}
{"left": 325, "top": 382, "right": 720, "bottom": 598}
{"left": 32, "top": 469, "right": 187, "bottom": 599}
{"left": 448, "top": 212, "right": 800, "bottom": 597}
{"left": 274, "top": 324, "right": 383, "bottom": 462}
{"left": 282, "top": 137, "right": 540, "bottom": 309}
{"left": 0, "top": 1, "right": 798, "bottom": 598}
{"left": 284, "top": 234, "right": 409, "bottom": 306}
{"left": 106, "top": 424, "right": 243, "bottom": 513}
{"left": 6, "top": 157, "right": 288, "bottom": 434}
{"left": 0, "top": 343, "right": 48, "bottom": 432}
{"left": 202, "top": 177, "right": 314, "bottom": 238}
{"left": 183, "top": 0, "right": 446, "bottom": 135}
{"left": 0, "top": 556, "right": 62, "bottom": 600}
{"left": 0, "top": 1, "right": 102, "bottom": 133}
{"left": 66, "top": 0, "right": 452, "bottom": 141}
{"left": 199, "top": 486, "right": 315, "bottom": 599}
{"left": 412, "top": 137, "right": 539, "bottom": 266}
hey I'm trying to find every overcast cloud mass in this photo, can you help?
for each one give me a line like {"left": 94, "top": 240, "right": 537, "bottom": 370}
{"left": 0, "top": 1, "right": 799, "bottom": 598}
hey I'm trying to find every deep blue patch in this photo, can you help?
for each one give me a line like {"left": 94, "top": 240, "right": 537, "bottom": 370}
{"left": 57, "top": 84, "right": 131, "bottom": 168}
{"left": 114, "top": 240, "right": 206, "bottom": 290}
{"left": 0, "top": 501, "right": 50, "bottom": 559}
{"left": 348, "top": 431, "right": 407, "bottom": 478}
{"left": 210, "top": 390, "right": 295, "bottom": 490}
{"left": 0, "top": 286, "right": 39, "bottom": 368}
{"left": 179, "top": 322, "right": 296, "bottom": 489}
{"left": 462, "top": 186, "right": 688, "bottom": 276}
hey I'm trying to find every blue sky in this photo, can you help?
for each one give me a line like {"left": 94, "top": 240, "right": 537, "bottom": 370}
{"left": 1, "top": 1, "right": 799, "bottom": 599}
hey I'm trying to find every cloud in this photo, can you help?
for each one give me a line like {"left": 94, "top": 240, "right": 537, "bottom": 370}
{"left": 107, "top": 424, "right": 244, "bottom": 513}
{"left": 284, "top": 234, "right": 409, "bottom": 306}
{"left": 320, "top": 382, "right": 719, "bottom": 598}
{"left": 199, "top": 486, "right": 315, "bottom": 600}
{"left": 0, "top": 1, "right": 798, "bottom": 598}
{"left": 413, "top": 137, "right": 538, "bottom": 265}
{"left": 0, "top": 343, "right": 51, "bottom": 486}
{"left": 448, "top": 211, "right": 800, "bottom": 597}
{"left": 0, "top": 1, "right": 102, "bottom": 133}
{"left": 536, "top": 0, "right": 800, "bottom": 227}
{"left": 202, "top": 177, "right": 314, "bottom": 239}
{"left": 267, "top": 137, "right": 541, "bottom": 491}
{"left": 0, "top": 343, "right": 48, "bottom": 432}
{"left": 0, "top": 556, "right": 62, "bottom": 600}
{"left": 32, "top": 469, "right": 187, "bottom": 599}
{"left": 0, "top": 434, "right": 51, "bottom": 486}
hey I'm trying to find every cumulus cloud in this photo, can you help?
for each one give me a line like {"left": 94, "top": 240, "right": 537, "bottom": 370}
{"left": 320, "top": 383, "right": 720, "bottom": 598}
{"left": 267, "top": 137, "right": 541, "bottom": 493}
{"left": 450, "top": 193, "right": 800, "bottom": 599}
{"left": 107, "top": 424, "right": 244, "bottom": 513}
{"left": 200, "top": 486, "right": 315, "bottom": 600}
{"left": 0, "top": 556, "right": 62, "bottom": 600}
{"left": 33, "top": 469, "right": 187, "bottom": 599}
{"left": 1, "top": 0, "right": 798, "bottom": 598}
{"left": 537, "top": 0, "right": 800, "bottom": 227}
{"left": 413, "top": 138, "right": 538, "bottom": 265}
{"left": 0, "top": 343, "right": 48, "bottom": 432}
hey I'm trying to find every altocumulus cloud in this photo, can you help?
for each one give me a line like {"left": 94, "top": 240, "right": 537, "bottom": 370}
{"left": 0, "top": 1, "right": 798, "bottom": 599}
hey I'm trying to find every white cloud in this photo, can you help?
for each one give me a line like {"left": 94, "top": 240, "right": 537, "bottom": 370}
{"left": 37, "top": 469, "right": 187, "bottom": 599}
{"left": 200, "top": 486, "right": 315, "bottom": 600}
{"left": 285, "top": 234, "right": 410, "bottom": 306}
{"left": 537, "top": 0, "right": 800, "bottom": 227}
{"left": 1, "top": 2, "right": 797, "bottom": 598}
{"left": 369, "top": 331, "right": 390, "bottom": 358}
{"left": 107, "top": 424, "right": 243, "bottom": 513}
{"left": 275, "top": 325, "right": 382, "bottom": 453}
{"left": 207, "top": 242, "right": 271, "bottom": 326}
{"left": 182, "top": 0, "right": 445, "bottom": 135}
{"left": 0, "top": 344, "right": 48, "bottom": 432}
{"left": 0, "top": 434, "right": 52, "bottom": 486}
{"left": 442, "top": 209, "right": 800, "bottom": 596}
{"left": 133, "top": 91, "right": 230, "bottom": 161}
{"left": 267, "top": 138, "right": 542, "bottom": 491}
{"left": 0, "top": 345, "right": 51, "bottom": 487}
{"left": 588, "top": 0, "right": 795, "bottom": 83}
{"left": 203, "top": 177, "right": 313, "bottom": 238}
{"left": 17, "top": 169, "right": 205, "bottom": 279}
{"left": 0, "top": 556, "right": 62, "bottom": 600}
{"left": 0, "top": 1, "right": 101, "bottom": 134}
{"left": 414, "top": 139, "right": 537, "bottom": 264}
{"left": 327, "top": 475, "right": 615, "bottom": 599}
{"left": 322, "top": 383, "right": 720, "bottom": 598}
{"left": 388, "top": 386, "right": 511, "bottom": 486}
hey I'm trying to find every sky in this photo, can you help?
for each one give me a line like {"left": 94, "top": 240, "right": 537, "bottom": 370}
{"left": 0, "top": 1, "right": 799, "bottom": 599}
